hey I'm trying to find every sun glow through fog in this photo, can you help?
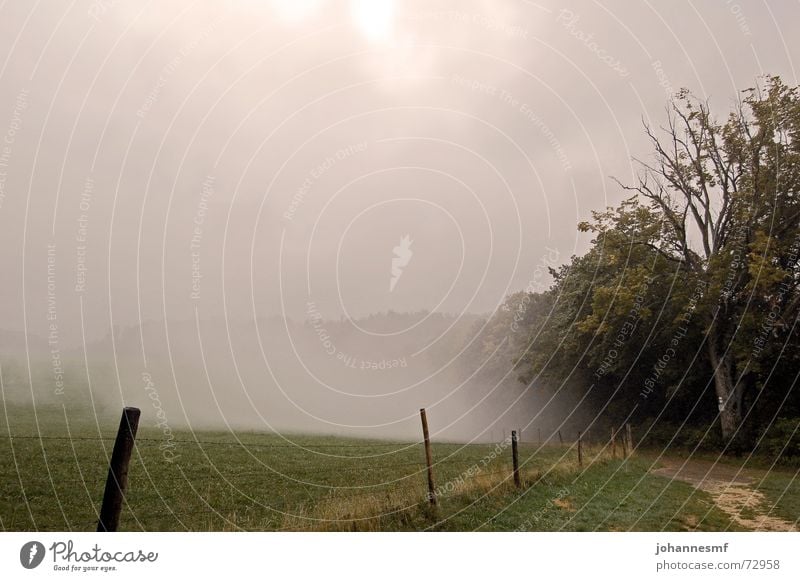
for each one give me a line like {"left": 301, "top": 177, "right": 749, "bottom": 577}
{"left": 350, "top": 0, "right": 395, "bottom": 42}
{"left": 268, "top": 0, "right": 397, "bottom": 42}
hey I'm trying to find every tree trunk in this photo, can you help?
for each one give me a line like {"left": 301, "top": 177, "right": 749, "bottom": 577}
{"left": 707, "top": 332, "right": 741, "bottom": 442}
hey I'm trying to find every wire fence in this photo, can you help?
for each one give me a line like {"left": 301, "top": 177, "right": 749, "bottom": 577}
{"left": 0, "top": 416, "right": 630, "bottom": 532}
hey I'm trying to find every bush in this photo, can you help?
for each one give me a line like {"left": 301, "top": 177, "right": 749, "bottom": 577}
{"left": 636, "top": 422, "right": 724, "bottom": 452}
{"left": 755, "top": 418, "right": 800, "bottom": 463}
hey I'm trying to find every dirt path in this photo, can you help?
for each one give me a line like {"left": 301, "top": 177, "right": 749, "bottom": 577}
{"left": 652, "top": 457, "right": 796, "bottom": 531}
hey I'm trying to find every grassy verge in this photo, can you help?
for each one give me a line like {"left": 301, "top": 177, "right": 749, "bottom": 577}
{"left": 754, "top": 470, "right": 800, "bottom": 526}
{"left": 418, "top": 456, "right": 739, "bottom": 532}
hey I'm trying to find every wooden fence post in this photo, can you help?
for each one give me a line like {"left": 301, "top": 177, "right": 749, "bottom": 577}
{"left": 97, "top": 407, "right": 141, "bottom": 532}
{"left": 558, "top": 430, "right": 563, "bottom": 445}
{"left": 621, "top": 425, "right": 628, "bottom": 458}
{"left": 611, "top": 426, "right": 617, "bottom": 459}
{"left": 511, "top": 430, "right": 521, "bottom": 488}
{"left": 626, "top": 423, "right": 634, "bottom": 454}
{"left": 577, "top": 431, "right": 583, "bottom": 467}
{"left": 420, "top": 408, "right": 437, "bottom": 506}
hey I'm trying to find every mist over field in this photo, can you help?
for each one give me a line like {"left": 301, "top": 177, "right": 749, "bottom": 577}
{"left": 2, "top": 310, "right": 584, "bottom": 442}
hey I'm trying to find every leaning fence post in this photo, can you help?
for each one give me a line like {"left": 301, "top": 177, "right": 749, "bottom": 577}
{"left": 97, "top": 407, "right": 141, "bottom": 532}
{"left": 577, "top": 431, "right": 583, "bottom": 467}
{"left": 511, "top": 430, "right": 521, "bottom": 488}
{"left": 419, "top": 408, "right": 437, "bottom": 506}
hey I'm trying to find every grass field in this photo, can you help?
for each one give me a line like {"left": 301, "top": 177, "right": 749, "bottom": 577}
{"left": 1, "top": 403, "right": 795, "bottom": 531}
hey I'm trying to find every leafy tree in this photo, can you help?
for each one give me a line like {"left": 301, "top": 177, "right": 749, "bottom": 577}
{"left": 520, "top": 77, "right": 800, "bottom": 446}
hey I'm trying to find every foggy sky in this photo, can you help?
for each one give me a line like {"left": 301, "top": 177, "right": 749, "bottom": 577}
{"left": 1, "top": 0, "right": 797, "bottom": 339}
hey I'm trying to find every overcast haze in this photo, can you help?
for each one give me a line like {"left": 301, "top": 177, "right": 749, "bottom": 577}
{"left": 0, "top": 0, "right": 797, "bottom": 437}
